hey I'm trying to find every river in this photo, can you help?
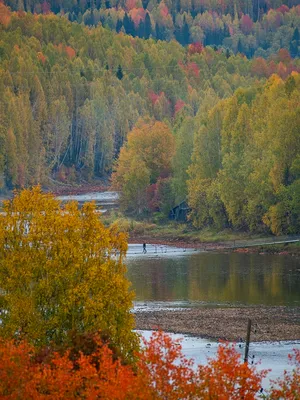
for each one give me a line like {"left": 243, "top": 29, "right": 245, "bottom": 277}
{"left": 56, "top": 191, "right": 119, "bottom": 212}
{"left": 126, "top": 244, "right": 300, "bottom": 307}
{"left": 56, "top": 193, "right": 300, "bottom": 390}
{"left": 126, "top": 244, "right": 300, "bottom": 391}
{"left": 137, "top": 330, "right": 299, "bottom": 393}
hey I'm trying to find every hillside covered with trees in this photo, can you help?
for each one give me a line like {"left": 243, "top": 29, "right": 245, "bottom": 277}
{"left": 187, "top": 73, "right": 300, "bottom": 235}
{"left": 1, "top": 3, "right": 300, "bottom": 235}
{"left": 4, "top": 0, "right": 300, "bottom": 57}
{"left": 112, "top": 74, "right": 300, "bottom": 235}
{"left": 0, "top": 1, "right": 299, "bottom": 396}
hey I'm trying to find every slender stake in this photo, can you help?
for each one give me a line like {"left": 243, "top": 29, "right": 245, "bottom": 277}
{"left": 244, "top": 318, "right": 252, "bottom": 363}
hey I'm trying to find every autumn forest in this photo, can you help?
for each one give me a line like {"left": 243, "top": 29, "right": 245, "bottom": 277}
{"left": 0, "top": 0, "right": 300, "bottom": 238}
{"left": 0, "top": 0, "right": 300, "bottom": 396}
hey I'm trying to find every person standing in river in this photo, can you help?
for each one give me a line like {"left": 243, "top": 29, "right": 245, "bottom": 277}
{"left": 143, "top": 243, "right": 147, "bottom": 254}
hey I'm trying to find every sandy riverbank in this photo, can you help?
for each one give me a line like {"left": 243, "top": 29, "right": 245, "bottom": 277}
{"left": 134, "top": 306, "right": 300, "bottom": 342}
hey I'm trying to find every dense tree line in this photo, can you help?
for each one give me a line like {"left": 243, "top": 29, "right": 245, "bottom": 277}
{"left": 187, "top": 73, "right": 300, "bottom": 235}
{"left": 114, "top": 73, "right": 300, "bottom": 235}
{"left": 7, "top": 0, "right": 298, "bottom": 18}
{"left": 4, "top": 0, "right": 300, "bottom": 57}
{"left": 80, "top": 3, "right": 300, "bottom": 58}
{"left": 2, "top": 4, "right": 298, "bottom": 190}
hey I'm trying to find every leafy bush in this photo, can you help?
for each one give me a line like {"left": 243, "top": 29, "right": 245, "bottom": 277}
{"left": 0, "top": 331, "right": 298, "bottom": 399}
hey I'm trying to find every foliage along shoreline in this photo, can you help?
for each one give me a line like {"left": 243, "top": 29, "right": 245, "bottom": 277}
{"left": 0, "top": 190, "right": 299, "bottom": 398}
{"left": 2, "top": 330, "right": 300, "bottom": 398}
{"left": 113, "top": 74, "right": 300, "bottom": 237}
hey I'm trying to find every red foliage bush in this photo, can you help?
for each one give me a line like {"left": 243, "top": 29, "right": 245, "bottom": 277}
{"left": 276, "top": 5, "right": 289, "bottom": 14}
{"left": 174, "top": 99, "right": 185, "bottom": 114}
{"left": 65, "top": 45, "right": 76, "bottom": 59}
{"left": 179, "top": 61, "right": 200, "bottom": 78}
{"left": 0, "top": 3, "right": 11, "bottom": 27}
{"left": 0, "top": 331, "right": 298, "bottom": 399}
{"left": 148, "top": 90, "right": 164, "bottom": 105}
{"left": 130, "top": 7, "right": 146, "bottom": 26}
{"left": 240, "top": 14, "right": 253, "bottom": 35}
{"left": 188, "top": 42, "right": 204, "bottom": 55}
{"left": 37, "top": 51, "right": 47, "bottom": 64}
{"left": 270, "top": 349, "right": 300, "bottom": 399}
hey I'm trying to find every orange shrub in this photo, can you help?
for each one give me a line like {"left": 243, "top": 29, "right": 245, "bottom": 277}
{"left": 269, "top": 349, "right": 300, "bottom": 399}
{"left": 0, "top": 331, "right": 298, "bottom": 399}
{"left": 0, "top": 3, "right": 11, "bottom": 27}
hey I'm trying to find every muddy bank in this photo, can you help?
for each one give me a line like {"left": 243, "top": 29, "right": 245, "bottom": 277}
{"left": 128, "top": 236, "right": 300, "bottom": 257}
{"left": 134, "top": 306, "right": 300, "bottom": 342}
{"left": 50, "top": 181, "right": 109, "bottom": 196}
{"left": 128, "top": 237, "right": 227, "bottom": 250}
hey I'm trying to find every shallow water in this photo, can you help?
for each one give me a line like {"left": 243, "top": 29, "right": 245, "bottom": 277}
{"left": 56, "top": 191, "right": 119, "bottom": 202}
{"left": 126, "top": 245, "right": 300, "bottom": 307}
{"left": 56, "top": 191, "right": 119, "bottom": 212}
{"left": 138, "top": 330, "right": 299, "bottom": 391}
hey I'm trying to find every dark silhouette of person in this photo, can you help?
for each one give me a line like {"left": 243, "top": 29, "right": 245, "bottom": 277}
{"left": 143, "top": 243, "right": 147, "bottom": 254}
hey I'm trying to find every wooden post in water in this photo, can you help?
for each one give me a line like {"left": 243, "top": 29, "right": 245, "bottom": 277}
{"left": 244, "top": 318, "right": 252, "bottom": 364}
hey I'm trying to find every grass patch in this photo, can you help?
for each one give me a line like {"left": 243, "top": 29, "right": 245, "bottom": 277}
{"left": 108, "top": 215, "right": 157, "bottom": 235}
{"left": 102, "top": 212, "right": 300, "bottom": 251}
{"left": 257, "top": 241, "right": 300, "bottom": 255}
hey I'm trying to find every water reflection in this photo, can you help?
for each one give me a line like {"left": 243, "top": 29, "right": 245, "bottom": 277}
{"left": 126, "top": 253, "right": 300, "bottom": 306}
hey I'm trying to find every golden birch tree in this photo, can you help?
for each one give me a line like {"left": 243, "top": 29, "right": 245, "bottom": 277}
{"left": 0, "top": 187, "right": 138, "bottom": 362}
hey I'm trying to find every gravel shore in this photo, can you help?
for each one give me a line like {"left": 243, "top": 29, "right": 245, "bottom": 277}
{"left": 134, "top": 306, "right": 300, "bottom": 342}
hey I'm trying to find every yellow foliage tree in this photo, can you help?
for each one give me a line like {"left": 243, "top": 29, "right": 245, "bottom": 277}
{"left": 112, "top": 118, "right": 175, "bottom": 214}
{"left": 0, "top": 187, "right": 138, "bottom": 361}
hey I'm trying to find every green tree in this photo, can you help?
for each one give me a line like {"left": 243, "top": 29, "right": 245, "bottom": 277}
{"left": 187, "top": 103, "right": 224, "bottom": 228}
{"left": 121, "top": 156, "right": 151, "bottom": 214}
{"left": 144, "top": 12, "right": 152, "bottom": 39}
{"left": 4, "top": 128, "right": 18, "bottom": 188}
{"left": 172, "top": 116, "right": 196, "bottom": 203}
{"left": 116, "top": 64, "right": 124, "bottom": 80}
{"left": 217, "top": 102, "right": 251, "bottom": 228}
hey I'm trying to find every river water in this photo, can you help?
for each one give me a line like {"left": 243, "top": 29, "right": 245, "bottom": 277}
{"left": 56, "top": 193, "right": 300, "bottom": 388}
{"left": 126, "top": 244, "right": 300, "bottom": 307}
{"left": 126, "top": 244, "right": 300, "bottom": 390}
{"left": 56, "top": 191, "right": 119, "bottom": 212}
{"left": 138, "top": 330, "right": 299, "bottom": 392}
{"left": 54, "top": 193, "right": 299, "bottom": 308}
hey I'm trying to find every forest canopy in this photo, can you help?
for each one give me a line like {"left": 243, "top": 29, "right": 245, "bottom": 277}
{"left": 3, "top": 0, "right": 300, "bottom": 58}
{"left": 0, "top": 4, "right": 299, "bottom": 191}
{"left": 1, "top": 4, "right": 300, "bottom": 235}
{"left": 187, "top": 73, "right": 300, "bottom": 235}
